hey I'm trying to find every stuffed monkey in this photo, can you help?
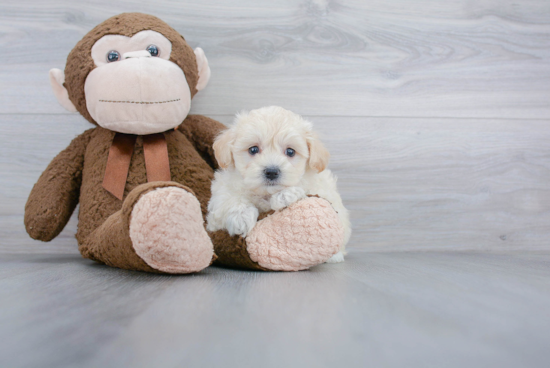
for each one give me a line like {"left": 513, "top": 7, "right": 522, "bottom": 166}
{"left": 25, "top": 13, "right": 343, "bottom": 273}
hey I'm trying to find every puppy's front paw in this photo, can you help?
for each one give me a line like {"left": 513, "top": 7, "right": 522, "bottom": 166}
{"left": 270, "top": 187, "right": 306, "bottom": 211}
{"left": 225, "top": 205, "right": 259, "bottom": 236}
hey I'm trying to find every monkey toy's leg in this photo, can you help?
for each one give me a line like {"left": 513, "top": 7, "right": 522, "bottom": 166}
{"left": 211, "top": 197, "right": 344, "bottom": 271}
{"left": 80, "top": 182, "right": 214, "bottom": 274}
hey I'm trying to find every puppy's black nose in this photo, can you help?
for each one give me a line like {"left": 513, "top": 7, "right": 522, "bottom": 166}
{"left": 264, "top": 167, "right": 280, "bottom": 181}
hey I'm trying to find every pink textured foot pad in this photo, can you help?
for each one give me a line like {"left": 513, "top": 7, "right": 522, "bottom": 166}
{"left": 246, "top": 197, "right": 344, "bottom": 271}
{"left": 130, "top": 187, "right": 213, "bottom": 274}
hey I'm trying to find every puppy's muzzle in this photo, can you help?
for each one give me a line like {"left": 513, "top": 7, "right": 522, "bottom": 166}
{"left": 264, "top": 166, "right": 280, "bottom": 181}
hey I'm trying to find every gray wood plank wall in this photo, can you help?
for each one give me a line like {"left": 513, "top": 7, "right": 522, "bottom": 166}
{"left": 1, "top": 0, "right": 550, "bottom": 253}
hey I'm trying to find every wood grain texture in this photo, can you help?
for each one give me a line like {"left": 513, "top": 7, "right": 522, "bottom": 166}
{"left": 1, "top": 251, "right": 549, "bottom": 368}
{"left": 1, "top": 0, "right": 550, "bottom": 118}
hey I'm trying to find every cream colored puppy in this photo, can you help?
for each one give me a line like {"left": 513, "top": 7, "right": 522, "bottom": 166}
{"left": 207, "top": 106, "right": 351, "bottom": 262}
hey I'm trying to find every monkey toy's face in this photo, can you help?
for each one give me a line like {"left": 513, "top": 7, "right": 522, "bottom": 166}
{"left": 85, "top": 30, "right": 192, "bottom": 134}
{"left": 49, "top": 14, "right": 210, "bottom": 135}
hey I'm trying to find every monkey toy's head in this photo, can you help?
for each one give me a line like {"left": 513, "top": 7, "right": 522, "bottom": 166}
{"left": 50, "top": 13, "right": 210, "bottom": 135}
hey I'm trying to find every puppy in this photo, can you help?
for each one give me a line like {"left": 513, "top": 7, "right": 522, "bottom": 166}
{"left": 206, "top": 106, "right": 351, "bottom": 262}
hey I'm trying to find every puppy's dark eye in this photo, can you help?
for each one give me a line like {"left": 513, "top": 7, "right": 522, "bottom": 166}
{"left": 249, "top": 146, "right": 260, "bottom": 155}
{"left": 107, "top": 50, "right": 120, "bottom": 62}
{"left": 146, "top": 44, "right": 159, "bottom": 57}
{"left": 285, "top": 148, "right": 295, "bottom": 157}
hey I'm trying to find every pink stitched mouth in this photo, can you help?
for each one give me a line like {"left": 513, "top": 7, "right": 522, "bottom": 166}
{"left": 99, "top": 98, "right": 180, "bottom": 105}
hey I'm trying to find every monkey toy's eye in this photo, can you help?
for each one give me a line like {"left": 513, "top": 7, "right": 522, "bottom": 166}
{"left": 106, "top": 50, "right": 120, "bottom": 62}
{"left": 146, "top": 44, "right": 159, "bottom": 57}
{"left": 248, "top": 146, "right": 260, "bottom": 155}
{"left": 285, "top": 148, "right": 296, "bottom": 157}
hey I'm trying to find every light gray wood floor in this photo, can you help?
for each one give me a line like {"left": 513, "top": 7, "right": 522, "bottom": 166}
{"left": 1, "top": 250, "right": 550, "bottom": 368}
{"left": 2, "top": 1, "right": 550, "bottom": 367}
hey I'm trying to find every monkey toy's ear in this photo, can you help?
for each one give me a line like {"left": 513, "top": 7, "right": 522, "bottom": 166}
{"left": 49, "top": 68, "right": 77, "bottom": 112}
{"left": 194, "top": 47, "right": 211, "bottom": 92}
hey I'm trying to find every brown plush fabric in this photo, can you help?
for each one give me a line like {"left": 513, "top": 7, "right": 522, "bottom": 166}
{"left": 209, "top": 231, "right": 268, "bottom": 271}
{"left": 24, "top": 129, "right": 95, "bottom": 241}
{"left": 74, "top": 125, "right": 216, "bottom": 244}
{"left": 80, "top": 181, "right": 192, "bottom": 273}
{"left": 178, "top": 114, "right": 225, "bottom": 170}
{"left": 64, "top": 13, "right": 200, "bottom": 126}
{"left": 209, "top": 210, "right": 275, "bottom": 271}
{"left": 25, "top": 117, "right": 223, "bottom": 272}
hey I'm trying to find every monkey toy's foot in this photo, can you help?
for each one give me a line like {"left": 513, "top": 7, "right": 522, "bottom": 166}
{"left": 129, "top": 186, "right": 214, "bottom": 273}
{"left": 80, "top": 182, "right": 213, "bottom": 274}
{"left": 245, "top": 197, "right": 343, "bottom": 271}
{"left": 211, "top": 197, "right": 344, "bottom": 272}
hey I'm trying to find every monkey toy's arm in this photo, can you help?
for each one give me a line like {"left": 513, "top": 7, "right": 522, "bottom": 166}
{"left": 178, "top": 114, "right": 227, "bottom": 170}
{"left": 24, "top": 129, "right": 94, "bottom": 241}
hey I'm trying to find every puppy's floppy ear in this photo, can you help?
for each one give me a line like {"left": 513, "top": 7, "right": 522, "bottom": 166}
{"left": 307, "top": 132, "right": 330, "bottom": 173}
{"left": 213, "top": 129, "right": 235, "bottom": 169}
